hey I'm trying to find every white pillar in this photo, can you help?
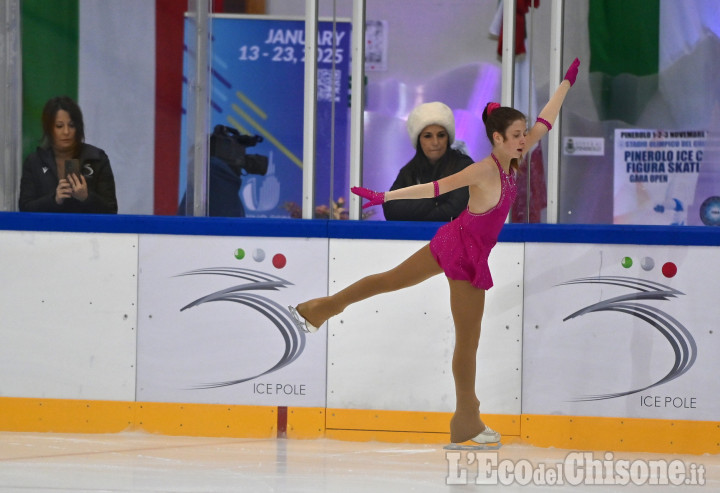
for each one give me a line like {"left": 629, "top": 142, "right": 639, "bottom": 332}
{"left": 1, "top": 0, "right": 22, "bottom": 211}
{"left": 302, "top": 0, "right": 319, "bottom": 219}
{"left": 546, "top": 0, "right": 565, "bottom": 224}
{"left": 500, "top": 0, "right": 516, "bottom": 108}
{"left": 348, "top": 0, "right": 366, "bottom": 220}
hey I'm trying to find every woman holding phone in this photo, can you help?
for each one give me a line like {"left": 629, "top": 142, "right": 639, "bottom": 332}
{"left": 19, "top": 96, "right": 118, "bottom": 214}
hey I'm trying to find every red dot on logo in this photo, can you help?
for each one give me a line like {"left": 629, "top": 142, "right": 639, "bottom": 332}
{"left": 662, "top": 262, "right": 677, "bottom": 278}
{"left": 272, "top": 254, "right": 287, "bottom": 269}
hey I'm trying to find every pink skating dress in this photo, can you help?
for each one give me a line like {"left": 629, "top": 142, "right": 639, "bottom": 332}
{"left": 429, "top": 154, "right": 517, "bottom": 290}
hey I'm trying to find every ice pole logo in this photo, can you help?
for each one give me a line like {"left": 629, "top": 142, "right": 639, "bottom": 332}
{"left": 559, "top": 276, "right": 697, "bottom": 401}
{"left": 176, "top": 267, "right": 305, "bottom": 389}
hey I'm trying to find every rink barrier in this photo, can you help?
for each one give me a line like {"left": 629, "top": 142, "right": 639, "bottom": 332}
{"left": 1, "top": 211, "right": 719, "bottom": 245}
{"left": 1, "top": 396, "right": 718, "bottom": 454}
{"left": 325, "top": 409, "right": 522, "bottom": 445}
{"left": 0, "top": 397, "right": 324, "bottom": 440}
{"left": 522, "top": 415, "right": 720, "bottom": 455}
{"left": 1, "top": 212, "right": 719, "bottom": 455}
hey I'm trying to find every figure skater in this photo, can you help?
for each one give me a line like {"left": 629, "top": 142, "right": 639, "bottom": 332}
{"left": 290, "top": 58, "right": 580, "bottom": 445}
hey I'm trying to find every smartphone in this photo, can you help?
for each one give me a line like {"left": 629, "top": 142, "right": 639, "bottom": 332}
{"left": 63, "top": 159, "right": 81, "bottom": 178}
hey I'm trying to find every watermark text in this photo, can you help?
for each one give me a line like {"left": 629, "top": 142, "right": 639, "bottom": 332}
{"left": 446, "top": 451, "right": 706, "bottom": 486}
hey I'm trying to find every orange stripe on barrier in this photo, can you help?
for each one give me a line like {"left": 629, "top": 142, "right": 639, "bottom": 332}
{"left": 0, "top": 398, "right": 276, "bottom": 438}
{"left": 136, "top": 402, "right": 276, "bottom": 438}
{"left": 326, "top": 408, "right": 519, "bottom": 436}
{"left": 0, "top": 397, "right": 134, "bottom": 434}
{"left": 521, "top": 414, "right": 720, "bottom": 455}
{"left": 286, "top": 407, "right": 326, "bottom": 439}
{"left": 1, "top": 398, "right": 717, "bottom": 454}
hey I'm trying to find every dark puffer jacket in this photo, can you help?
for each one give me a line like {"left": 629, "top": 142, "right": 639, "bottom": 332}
{"left": 382, "top": 148, "right": 473, "bottom": 222}
{"left": 19, "top": 144, "right": 118, "bottom": 214}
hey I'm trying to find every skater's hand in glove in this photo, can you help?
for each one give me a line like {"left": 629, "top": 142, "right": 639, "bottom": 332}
{"left": 351, "top": 187, "right": 385, "bottom": 209}
{"left": 564, "top": 58, "right": 580, "bottom": 86}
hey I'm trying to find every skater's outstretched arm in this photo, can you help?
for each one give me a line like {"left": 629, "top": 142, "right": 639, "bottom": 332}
{"left": 352, "top": 162, "right": 485, "bottom": 209}
{"left": 525, "top": 58, "right": 579, "bottom": 152}
{"left": 353, "top": 58, "right": 579, "bottom": 210}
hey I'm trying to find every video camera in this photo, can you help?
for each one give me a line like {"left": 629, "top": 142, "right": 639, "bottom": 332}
{"left": 210, "top": 124, "right": 268, "bottom": 176}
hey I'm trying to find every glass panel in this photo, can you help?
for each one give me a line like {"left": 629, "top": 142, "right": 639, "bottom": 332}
{"left": 514, "top": 0, "right": 552, "bottom": 224}
{"left": 558, "top": 0, "right": 720, "bottom": 227}
{"left": 77, "top": 1, "right": 157, "bottom": 215}
{"left": 17, "top": 0, "right": 156, "bottom": 215}
{"left": 194, "top": 1, "right": 347, "bottom": 219}
{"left": 0, "top": 1, "right": 21, "bottom": 212}
{"left": 360, "top": 0, "right": 506, "bottom": 222}
{"left": 156, "top": 0, "right": 199, "bottom": 216}
{"left": 271, "top": 0, "right": 511, "bottom": 222}
{"left": 13, "top": 0, "right": 715, "bottom": 224}
{"left": 179, "top": 0, "right": 212, "bottom": 217}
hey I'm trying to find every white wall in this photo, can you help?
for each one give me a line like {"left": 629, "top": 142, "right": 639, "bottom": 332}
{"left": 523, "top": 242, "right": 719, "bottom": 421}
{"left": 2, "top": 225, "right": 713, "bottom": 422}
{"left": 0, "top": 228, "right": 523, "bottom": 416}
{"left": 0, "top": 231, "right": 138, "bottom": 400}
{"left": 326, "top": 239, "right": 524, "bottom": 414}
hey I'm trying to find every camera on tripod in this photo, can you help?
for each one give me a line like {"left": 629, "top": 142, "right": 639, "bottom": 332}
{"left": 210, "top": 124, "right": 268, "bottom": 176}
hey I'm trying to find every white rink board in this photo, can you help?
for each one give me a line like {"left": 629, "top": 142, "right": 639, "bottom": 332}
{"left": 326, "top": 239, "right": 523, "bottom": 414}
{"left": 523, "top": 243, "right": 720, "bottom": 421}
{"left": 136, "top": 235, "right": 329, "bottom": 407}
{"left": 0, "top": 230, "right": 138, "bottom": 401}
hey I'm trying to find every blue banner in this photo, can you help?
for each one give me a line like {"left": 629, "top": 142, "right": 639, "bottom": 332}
{"left": 180, "top": 16, "right": 351, "bottom": 218}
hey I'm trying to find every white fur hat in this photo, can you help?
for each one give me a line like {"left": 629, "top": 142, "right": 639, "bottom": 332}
{"left": 406, "top": 101, "right": 455, "bottom": 148}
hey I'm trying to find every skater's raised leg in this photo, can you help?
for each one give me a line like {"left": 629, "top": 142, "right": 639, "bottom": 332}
{"left": 295, "top": 244, "right": 442, "bottom": 329}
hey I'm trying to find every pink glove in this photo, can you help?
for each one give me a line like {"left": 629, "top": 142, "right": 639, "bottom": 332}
{"left": 564, "top": 58, "right": 580, "bottom": 86}
{"left": 351, "top": 186, "right": 385, "bottom": 209}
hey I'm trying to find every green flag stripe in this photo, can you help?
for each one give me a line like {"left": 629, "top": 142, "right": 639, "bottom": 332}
{"left": 588, "top": 0, "right": 659, "bottom": 77}
{"left": 21, "top": 0, "right": 79, "bottom": 159}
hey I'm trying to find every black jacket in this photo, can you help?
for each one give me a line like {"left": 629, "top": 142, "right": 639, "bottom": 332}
{"left": 178, "top": 157, "right": 246, "bottom": 217}
{"left": 19, "top": 144, "right": 118, "bottom": 214}
{"left": 382, "top": 150, "right": 473, "bottom": 222}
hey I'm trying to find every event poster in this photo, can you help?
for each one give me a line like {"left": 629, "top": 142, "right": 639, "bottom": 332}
{"left": 613, "top": 129, "right": 707, "bottom": 225}
{"left": 180, "top": 16, "right": 352, "bottom": 218}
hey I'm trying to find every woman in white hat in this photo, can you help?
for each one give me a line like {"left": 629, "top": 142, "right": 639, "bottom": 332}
{"left": 383, "top": 102, "right": 473, "bottom": 222}
{"left": 292, "top": 59, "right": 580, "bottom": 446}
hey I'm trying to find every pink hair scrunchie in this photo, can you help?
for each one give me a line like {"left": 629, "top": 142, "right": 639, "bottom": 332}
{"left": 487, "top": 102, "right": 501, "bottom": 116}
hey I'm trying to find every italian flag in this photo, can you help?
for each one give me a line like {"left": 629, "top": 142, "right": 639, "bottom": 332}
{"left": 21, "top": 0, "right": 186, "bottom": 215}
{"left": 588, "top": 0, "right": 720, "bottom": 130}
{"left": 591, "top": 0, "right": 720, "bottom": 226}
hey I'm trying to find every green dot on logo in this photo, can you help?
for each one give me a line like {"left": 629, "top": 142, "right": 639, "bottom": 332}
{"left": 621, "top": 256, "right": 633, "bottom": 268}
{"left": 234, "top": 248, "right": 245, "bottom": 260}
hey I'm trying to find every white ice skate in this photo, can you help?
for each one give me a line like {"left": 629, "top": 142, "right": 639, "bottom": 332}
{"left": 444, "top": 426, "right": 502, "bottom": 450}
{"left": 288, "top": 305, "right": 319, "bottom": 333}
